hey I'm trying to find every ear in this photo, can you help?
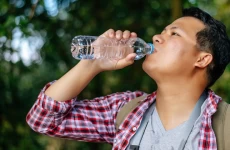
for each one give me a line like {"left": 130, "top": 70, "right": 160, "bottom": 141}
{"left": 194, "top": 52, "right": 213, "bottom": 68}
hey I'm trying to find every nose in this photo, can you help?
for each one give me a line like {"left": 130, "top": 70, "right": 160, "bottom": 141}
{"left": 153, "top": 34, "right": 164, "bottom": 44}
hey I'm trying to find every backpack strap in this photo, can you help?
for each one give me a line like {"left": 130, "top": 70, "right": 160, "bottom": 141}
{"left": 212, "top": 100, "right": 230, "bottom": 150}
{"left": 115, "top": 95, "right": 147, "bottom": 131}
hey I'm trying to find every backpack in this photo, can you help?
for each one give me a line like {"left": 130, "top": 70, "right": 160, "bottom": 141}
{"left": 115, "top": 96, "right": 230, "bottom": 150}
{"left": 212, "top": 100, "right": 230, "bottom": 150}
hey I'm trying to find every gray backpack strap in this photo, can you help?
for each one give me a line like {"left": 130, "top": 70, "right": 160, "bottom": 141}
{"left": 212, "top": 100, "right": 230, "bottom": 150}
{"left": 115, "top": 95, "right": 147, "bottom": 131}
{"left": 128, "top": 102, "right": 155, "bottom": 150}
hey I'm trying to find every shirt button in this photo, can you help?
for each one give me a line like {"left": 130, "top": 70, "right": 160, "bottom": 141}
{"left": 132, "top": 127, "right": 137, "bottom": 131}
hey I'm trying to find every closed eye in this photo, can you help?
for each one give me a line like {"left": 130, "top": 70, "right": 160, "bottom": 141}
{"left": 172, "top": 32, "right": 180, "bottom": 36}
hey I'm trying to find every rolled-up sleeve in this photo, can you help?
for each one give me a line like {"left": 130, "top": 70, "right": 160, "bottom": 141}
{"left": 26, "top": 81, "right": 145, "bottom": 144}
{"left": 26, "top": 82, "right": 76, "bottom": 133}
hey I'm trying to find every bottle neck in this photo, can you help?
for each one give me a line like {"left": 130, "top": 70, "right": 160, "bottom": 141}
{"left": 146, "top": 43, "right": 154, "bottom": 54}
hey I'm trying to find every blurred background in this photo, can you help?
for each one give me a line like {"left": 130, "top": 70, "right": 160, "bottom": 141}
{"left": 1, "top": 0, "right": 230, "bottom": 149}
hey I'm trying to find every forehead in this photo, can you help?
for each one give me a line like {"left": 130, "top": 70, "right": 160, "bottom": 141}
{"left": 170, "top": 16, "right": 205, "bottom": 37}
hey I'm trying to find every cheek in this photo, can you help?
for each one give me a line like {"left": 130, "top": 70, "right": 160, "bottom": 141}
{"left": 164, "top": 42, "right": 188, "bottom": 63}
{"left": 142, "top": 41, "right": 194, "bottom": 77}
{"left": 167, "top": 41, "right": 184, "bottom": 56}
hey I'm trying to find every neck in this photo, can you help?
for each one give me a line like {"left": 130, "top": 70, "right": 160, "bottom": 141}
{"left": 155, "top": 79, "right": 206, "bottom": 130}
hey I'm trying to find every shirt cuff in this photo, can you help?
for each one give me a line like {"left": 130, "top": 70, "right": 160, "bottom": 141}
{"left": 36, "top": 81, "right": 76, "bottom": 114}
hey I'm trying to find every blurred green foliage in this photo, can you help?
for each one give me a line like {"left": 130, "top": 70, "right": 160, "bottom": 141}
{"left": 0, "top": 0, "right": 230, "bottom": 149}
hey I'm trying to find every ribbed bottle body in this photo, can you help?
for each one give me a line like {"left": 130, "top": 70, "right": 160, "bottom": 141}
{"left": 71, "top": 36, "right": 154, "bottom": 60}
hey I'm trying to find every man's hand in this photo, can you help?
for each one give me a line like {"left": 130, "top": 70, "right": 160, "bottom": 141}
{"left": 88, "top": 29, "right": 138, "bottom": 72}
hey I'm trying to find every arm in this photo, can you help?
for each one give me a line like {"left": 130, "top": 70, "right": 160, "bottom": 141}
{"left": 44, "top": 60, "right": 100, "bottom": 101}
{"left": 44, "top": 29, "right": 137, "bottom": 101}
{"left": 26, "top": 29, "right": 139, "bottom": 143}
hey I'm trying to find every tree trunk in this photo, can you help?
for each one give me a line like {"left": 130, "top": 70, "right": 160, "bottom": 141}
{"left": 172, "top": 0, "right": 182, "bottom": 20}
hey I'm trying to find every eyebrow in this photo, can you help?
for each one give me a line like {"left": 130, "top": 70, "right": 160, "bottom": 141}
{"left": 164, "top": 26, "right": 184, "bottom": 32}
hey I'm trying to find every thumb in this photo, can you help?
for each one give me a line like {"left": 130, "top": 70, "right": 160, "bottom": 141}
{"left": 115, "top": 53, "right": 136, "bottom": 69}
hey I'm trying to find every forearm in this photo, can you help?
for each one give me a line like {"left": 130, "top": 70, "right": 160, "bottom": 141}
{"left": 45, "top": 60, "right": 101, "bottom": 101}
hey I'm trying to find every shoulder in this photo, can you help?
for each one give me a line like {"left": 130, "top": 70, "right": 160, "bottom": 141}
{"left": 105, "top": 90, "right": 147, "bottom": 103}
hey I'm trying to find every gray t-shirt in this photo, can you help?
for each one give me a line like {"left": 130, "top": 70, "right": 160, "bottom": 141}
{"left": 139, "top": 100, "right": 208, "bottom": 150}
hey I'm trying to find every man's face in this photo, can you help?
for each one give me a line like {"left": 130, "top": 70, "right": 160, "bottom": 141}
{"left": 142, "top": 16, "right": 206, "bottom": 81}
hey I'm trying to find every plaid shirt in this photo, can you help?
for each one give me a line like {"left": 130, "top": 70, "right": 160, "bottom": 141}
{"left": 26, "top": 82, "right": 221, "bottom": 150}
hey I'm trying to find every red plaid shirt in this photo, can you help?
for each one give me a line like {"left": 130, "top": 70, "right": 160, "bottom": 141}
{"left": 26, "top": 82, "right": 221, "bottom": 150}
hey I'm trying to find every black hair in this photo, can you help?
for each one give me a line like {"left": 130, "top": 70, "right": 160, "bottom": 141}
{"left": 182, "top": 7, "right": 230, "bottom": 87}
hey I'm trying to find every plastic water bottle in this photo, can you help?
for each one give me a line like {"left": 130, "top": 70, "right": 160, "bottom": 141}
{"left": 71, "top": 35, "right": 154, "bottom": 60}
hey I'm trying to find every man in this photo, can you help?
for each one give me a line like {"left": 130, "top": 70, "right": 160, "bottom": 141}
{"left": 26, "top": 7, "right": 230, "bottom": 150}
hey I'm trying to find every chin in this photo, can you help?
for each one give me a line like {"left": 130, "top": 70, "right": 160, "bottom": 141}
{"left": 142, "top": 59, "right": 160, "bottom": 80}
{"left": 142, "top": 59, "right": 148, "bottom": 72}
{"left": 142, "top": 60, "right": 152, "bottom": 75}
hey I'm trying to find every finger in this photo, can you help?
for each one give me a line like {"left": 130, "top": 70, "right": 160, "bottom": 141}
{"left": 123, "top": 30, "right": 131, "bottom": 39}
{"left": 103, "top": 29, "right": 115, "bottom": 38}
{"left": 115, "top": 53, "right": 136, "bottom": 69}
{"left": 115, "top": 30, "right": 123, "bottom": 40}
{"left": 130, "top": 32, "right": 137, "bottom": 38}
{"left": 125, "top": 53, "right": 137, "bottom": 61}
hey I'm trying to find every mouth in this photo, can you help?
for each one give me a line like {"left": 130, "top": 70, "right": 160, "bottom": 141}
{"left": 146, "top": 48, "right": 157, "bottom": 58}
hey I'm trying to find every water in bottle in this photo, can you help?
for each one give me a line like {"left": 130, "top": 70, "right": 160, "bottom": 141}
{"left": 71, "top": 35, "right": 154, "bottom": 60}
